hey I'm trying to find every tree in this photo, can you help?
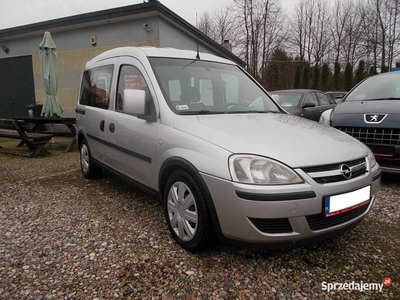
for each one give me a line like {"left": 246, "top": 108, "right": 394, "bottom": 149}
{"left": 333, "top": 61, "right": 341, "bottom": 90}
{"left": 197, "top": 11, "right": 215, "bottom": 39}
{"left": 263, "top": 48, "right": 295, "bottom": 89}
{"left": 312, "top": 65, "right": 320, "bottom": 89}
{"left": 213, "top": 6, "right": 236, "bottom": 44}
{"left": 361, "top": 0, "right": 400, "bottom": 71}
{"left": 321, "top": 63, "right": 330, "bottom": 90}
{"left": 354, "top": 60, "right": 366, "bottom": 85}
{"left": 198, "top": 0, "right": 400, "bottom": 89}
{"left": 343, "top": 63, "right": 353, "bottom": 91}
{"left": 302, "top": 64, "right": 310, "bottom": 88}
{"left": 231, "top": 0, "right": 284, "bottom": 81}
{"left": 294, "top": 65, "right": 301, "bottom": 88}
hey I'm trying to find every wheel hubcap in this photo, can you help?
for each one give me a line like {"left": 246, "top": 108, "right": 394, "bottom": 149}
{"left": 81, "top": 144, "right": 89, "bottom": 173}
{"left": 167, "top": 181, "right": 198, "bottom": 242}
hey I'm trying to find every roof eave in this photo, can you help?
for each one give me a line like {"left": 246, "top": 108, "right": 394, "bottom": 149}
{"left": 0, "top": 1, "right": 244, "bottom": 66}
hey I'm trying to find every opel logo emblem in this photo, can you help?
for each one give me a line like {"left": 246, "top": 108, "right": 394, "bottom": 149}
{"left": 341, "top": 164, "right": 352, "bottom": 179}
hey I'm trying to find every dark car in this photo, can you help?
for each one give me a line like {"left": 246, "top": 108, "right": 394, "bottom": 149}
{"left": 326, "top": 91, "right": 347, "bottom": 103}
{"left": 327, "top": 72, "right": 400, "bottom": 174}
{"left": 270, "top": 89, "right": 336, "bottom": 121}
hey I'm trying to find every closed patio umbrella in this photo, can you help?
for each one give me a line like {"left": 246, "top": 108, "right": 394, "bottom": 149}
{"left": 39, "top": 31, "right": 64, "bottom": 118}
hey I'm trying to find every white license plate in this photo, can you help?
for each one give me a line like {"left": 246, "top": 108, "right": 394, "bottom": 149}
{"left": 324, "top": 186, "right": 371, "bottom": 217}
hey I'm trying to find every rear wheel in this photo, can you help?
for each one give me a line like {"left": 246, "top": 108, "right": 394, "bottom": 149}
{"left": 164, "top": 170, "right": 214, "bottom": 251}
{"left": 80, "top": 139, "right": 102, "bottom": 179}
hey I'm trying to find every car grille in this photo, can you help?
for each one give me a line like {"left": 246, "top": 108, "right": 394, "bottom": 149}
{"left": 301, "top": 158, "right": 367, "bottom": 184}
{"left": 306, "top": 204, "right": 369, "bottom": 231}
{"left": 336, "top": 127, "right": 400, "bottom": 145}
{"left": 249, "top": 218, "right": 293, "bottom": 233}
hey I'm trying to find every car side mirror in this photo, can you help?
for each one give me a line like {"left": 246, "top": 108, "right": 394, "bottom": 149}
{"left": 123, "top": 89, "right": 146, "bottom": 115}
{"left": 303, "top": 102, "right": 316, "bottom": 108}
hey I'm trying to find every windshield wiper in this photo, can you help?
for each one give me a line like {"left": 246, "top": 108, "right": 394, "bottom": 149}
{"left": 361, "top": 97, "right": 400, "bottom": 101}
{"left": 376, "top": 97, "right": 400, "bottom": 100}
{"left": 178, "top": 110, "right": 218, "bottom": 115}
{"left": 224, "top": 110, "right": 279, "bottom": 114}
{"left": 178, "top": 110, "right": 280, "bottom": 115}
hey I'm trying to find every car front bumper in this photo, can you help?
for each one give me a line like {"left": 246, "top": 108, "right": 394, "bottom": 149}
{"left": 201, "top": 164, "right": 381, "bottom": 246}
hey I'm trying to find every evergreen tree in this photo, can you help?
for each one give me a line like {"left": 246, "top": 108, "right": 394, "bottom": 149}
{"left": 302, "top": 65, "right": 310, "bottom": 89}
{"left": 333, "top": 62, "right": 341, "bottom": 90}
{"left": 354, "top": 60, "right": 366, "bottom": 85}
{"left": 321, "top": 63, "right": 330, "bottom": 91}
{"left": 312, "top": 65, "right": 320, "bottom": 89}
{"left": 294, "top": 66, "right": 301, "bottom": 89}
{"left": 381, "top": 65, "right": 389, "bottom": 73}
{"left": 343, "top": 63, "right": 353, "bottom": 91}
{"left": 369, "top": 67, "right": 378, "bottom": 76}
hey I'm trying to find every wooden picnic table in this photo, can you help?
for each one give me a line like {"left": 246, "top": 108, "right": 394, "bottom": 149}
{"left": 0, "top": 118, "right": 53, "bottom": 157}
{"left": 12, "top": 117, "right": 77, "bottom": 152}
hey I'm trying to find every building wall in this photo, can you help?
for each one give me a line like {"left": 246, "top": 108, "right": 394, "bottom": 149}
{"left": 158, "top": 18, "right": 212, "bottom": 54}
{"left": 1, "top": 15, "right": 224, "bottom": 117}
{"left": 1, "top": 17, "right": 161, "bottom": 116}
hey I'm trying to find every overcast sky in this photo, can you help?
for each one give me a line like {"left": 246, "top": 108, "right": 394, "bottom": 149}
{"left": 0, "top": 0, "right": 299, "bottom": 30}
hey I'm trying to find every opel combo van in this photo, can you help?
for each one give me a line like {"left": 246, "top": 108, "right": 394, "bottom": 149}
{"left": 76, "top": 47, "right": 381, "bottom": 251}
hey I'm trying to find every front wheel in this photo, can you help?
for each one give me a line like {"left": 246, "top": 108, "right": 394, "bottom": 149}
{"left": 164, "top": 170, "right": 214, "bottom": 251}
{"left": 80, "top": 139, "right": 102, "bottom": 179}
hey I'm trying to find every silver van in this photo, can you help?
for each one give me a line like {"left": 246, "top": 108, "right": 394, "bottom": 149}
{"left": 75, "top": 47, "right": 381, "bottom": 251}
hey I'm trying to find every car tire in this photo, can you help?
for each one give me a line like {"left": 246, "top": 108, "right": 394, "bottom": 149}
{"left": 80, "top": 139, "right": 102, "bottom": 179}
{"left": 164, "top": 170, "right": 214, "bottom": 252}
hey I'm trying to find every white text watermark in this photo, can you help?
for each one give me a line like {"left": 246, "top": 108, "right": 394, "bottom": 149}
{"left": 322, "top": 277, "right": 392, "bottom": 293}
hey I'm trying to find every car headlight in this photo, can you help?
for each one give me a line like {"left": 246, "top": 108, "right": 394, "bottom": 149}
{"left": 367, "top": 147, "right": 377, "bottom": 169}
{"left": 228, "top": 154, "right": 303, "bottom": 185}
{"left": 319, "top": 109, "right": 332, "bottom": 125}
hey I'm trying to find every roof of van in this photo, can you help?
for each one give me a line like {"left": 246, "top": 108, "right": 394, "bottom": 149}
{"left": 87, "top": 46, "right": 236, "bottom": 66}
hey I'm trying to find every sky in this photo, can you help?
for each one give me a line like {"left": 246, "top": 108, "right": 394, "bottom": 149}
{"left": 0, "top": 0, "right": 299, "bottom": 30}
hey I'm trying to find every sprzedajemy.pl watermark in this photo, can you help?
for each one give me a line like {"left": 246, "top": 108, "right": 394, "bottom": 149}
{"left": 322, "top": 277, "right": 392, "bottom": 293}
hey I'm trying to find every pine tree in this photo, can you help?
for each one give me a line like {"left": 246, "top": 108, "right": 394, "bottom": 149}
{"left": 343, "top": 63, "right": 353, "bottom": 91}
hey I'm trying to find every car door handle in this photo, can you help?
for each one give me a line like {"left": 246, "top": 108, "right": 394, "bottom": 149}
{"left": 100, "top": 120, "right": 105, "bottom": 132}
{"left": 109, "top": 123, "right": 115, "bottom": 133}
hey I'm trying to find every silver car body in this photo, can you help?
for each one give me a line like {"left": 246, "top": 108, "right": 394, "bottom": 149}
{"left": 76, "top": 47, "right": 381, "bottom": 247}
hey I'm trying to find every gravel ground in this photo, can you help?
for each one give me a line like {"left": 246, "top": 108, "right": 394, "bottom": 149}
{"left": 0, "top": 139, "right": 399, "bottom": 299}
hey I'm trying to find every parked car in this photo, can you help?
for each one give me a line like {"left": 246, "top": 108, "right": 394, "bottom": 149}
{"left": 321, "top": 71, "right": 400, "bottom": 174}
{"left": 76, "top": 47, "right": 381, "bottom": 251}
{"left": 326, "top": 91, "right": 347, "bottom": 103}
{"left": 270, "top": 89, "right": 336, "bottom": 121}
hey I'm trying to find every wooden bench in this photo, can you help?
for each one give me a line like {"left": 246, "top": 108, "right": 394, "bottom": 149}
{"left": 0, "top": 119, "right": 53, "bottom": 158}
{"left": 12, "top": 117, "right": 76, "bottom": 152}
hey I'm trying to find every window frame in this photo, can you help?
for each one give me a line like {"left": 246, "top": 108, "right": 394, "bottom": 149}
{"left": 79, "top": 65, "right": 114, "bottom": 110}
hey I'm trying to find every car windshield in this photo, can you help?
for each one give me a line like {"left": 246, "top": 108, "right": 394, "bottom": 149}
{"left": 346, "top": 72, "right": 400, "bottom": 101}
{"left": 149, "top": 58, "right": 281, "bottom": 114}
{"left": 270, "top": 92, "right": 302, "bottom": 107}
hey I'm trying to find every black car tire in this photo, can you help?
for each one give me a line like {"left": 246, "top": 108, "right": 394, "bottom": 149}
{"left": 80, "top": 139, "right": 102, "bottom": 179}
{"left": 164, "top": 170, "right": 214, "bottom": 252}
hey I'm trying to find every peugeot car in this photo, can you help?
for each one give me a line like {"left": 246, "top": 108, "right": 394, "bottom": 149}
{"left": 323, "top": 72, "right": 400, "bottom": 174}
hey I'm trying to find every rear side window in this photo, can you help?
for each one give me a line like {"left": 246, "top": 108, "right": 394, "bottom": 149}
{"left": 79, "top": 65, "right": 113, "bottom": 109}
{"left": 317, "top": 92, "right": 333, "bottom": 105}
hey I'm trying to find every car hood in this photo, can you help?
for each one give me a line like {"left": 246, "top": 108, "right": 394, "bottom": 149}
{"left": 173, "top": 113, "right": 368, "bottom": 168}
{"left": 331, "top": 100, "right": 400, "bottom": 128}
